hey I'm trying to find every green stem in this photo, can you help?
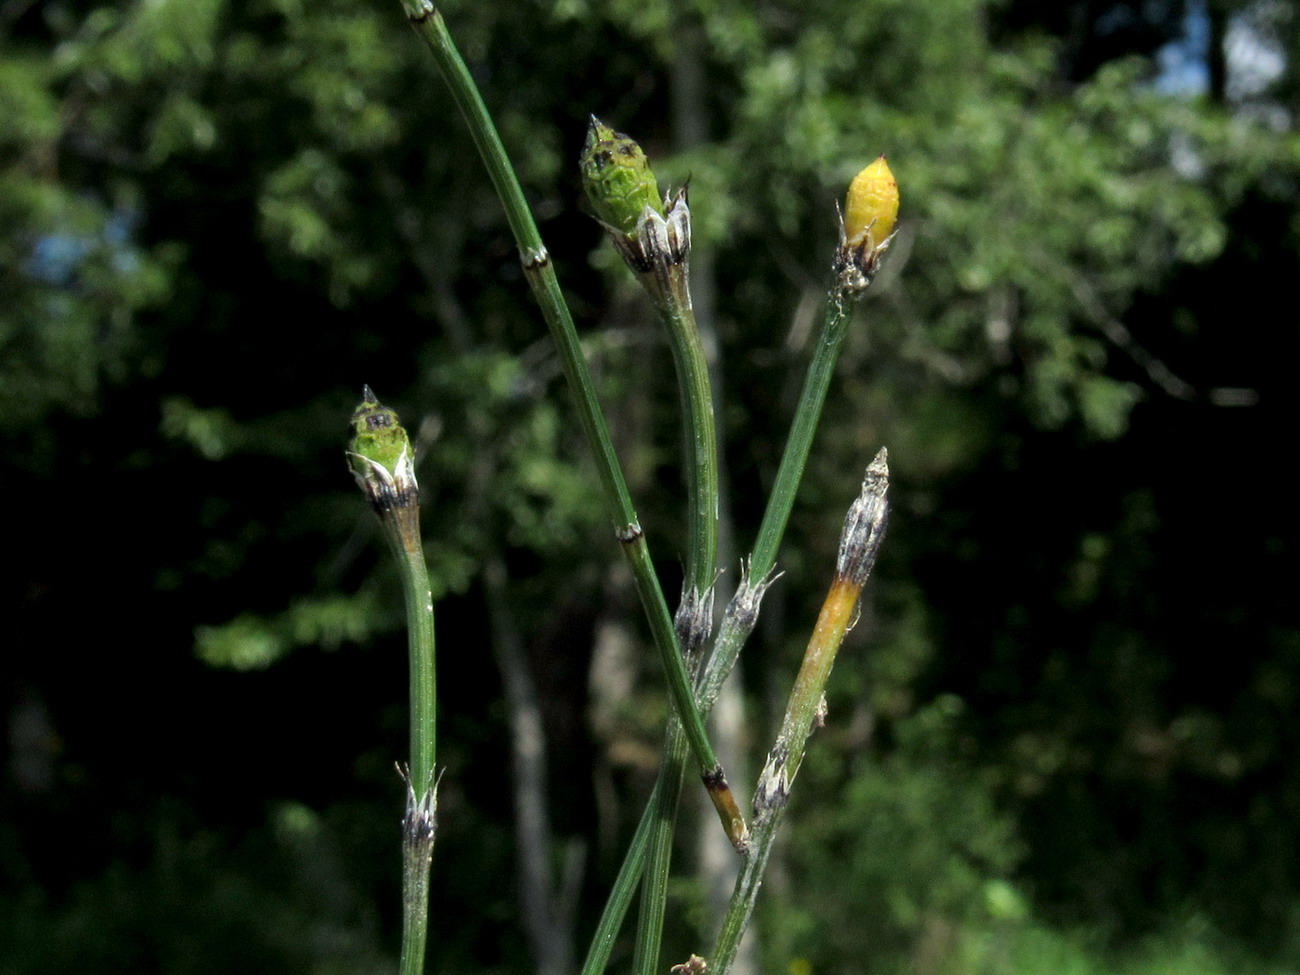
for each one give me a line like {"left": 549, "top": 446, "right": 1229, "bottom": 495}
{"left": 651, "top": 273, "right": 719, "bottom": 599}
{"left": 582, "top": 775, "right": 657, "bottom": 975}
{"left": 708, "top": 838, "right": 773, "bottom": 975}
{"left": 349, "top": 387, "right": 438, "bottom": 975}
{"left": 632, "top": 726, "right": 689, "bottom": 975}
{"left": 384, "top": 531, "right": 438, "bottom": 975}
{"left": 397, "top": 538, "right": 437, "bottom": 795}
{"left": 630, "top": 237, "right": 728, "bottom": 975}
{"left": 696, "top": 289, "right": 857, "bottom": 712}
{"left": 582, "top": 285, "right": 865, "bottom": 974}
{"left": 398, "top": 0, "right": 723, "bottom": 792}
{"left": 750, "top": 290, "right": 855, "bottom": 577}
{"left": 399, "top": 815, "right": 434, "bottom": 975}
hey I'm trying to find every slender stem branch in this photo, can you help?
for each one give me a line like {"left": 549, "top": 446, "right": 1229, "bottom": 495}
{"left": 695, "top": 289, "right": 856, "bottom": 714}
{"left": 399, "top": 801, "right": 436, "bottom": 975}
{"left": 395, "top": 529, "right": 438, "bottom": 975}
{"left": 581, "top": 284, "right": 866, "bottom": 974}
{"left": 616, "top": 529, "right": 724, "bottom": 786}
{"left": 700, "top": 264, "right": 889, "bottom": 975}
{"left": 632, "top": 726, "right": 689, "bottom": 975}
{"left": 694, "top": 155, "right": 896, "bottom": 742}
{"left": 398, "top": 0, "right": 725, "bottom": 797}
{"left": 581, "top": 776, "right": 658, "bottom": 975}
{"left": 396, "top": 536, "right": 437, "bottom": 794}
{"left": 708, "top": 583, "right": 860, "bottom": 975}
{"left": 349, "top": 388, "right": 439, "bottom": 975}
{"left": 651, "top": 273, "right": 719, "bottom": 598}
{"left": 707, "top": 833, "right": 774, "bottom": 975}
{"left": 711, "top": 454, "right": 889, "bottom": 975}
{"left": 630, "top": 216, "right": 734, "bottom": 975}
{"left": 751, "top": 292, "right": 855, "bottom": 578}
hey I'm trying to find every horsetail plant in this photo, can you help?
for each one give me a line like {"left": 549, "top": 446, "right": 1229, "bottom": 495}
{"left": 374, "top": 5, "right": 902, "bottom": 973}
{"left": 710, "top": 452, "right": 890, "bottom": 975}
{"left": 581, "top": 153, "right": 901, "bottom": 975}
{"left": 580, "top": 118, "right": 718, "bottom": 632}
{"left": 347, "top": 386, "right": 437, "bottom": 975}
{"left": 704, "top": 170, "right": 896, "bottom": 973}
{"left": 582, "top": 117, "right": 737, "bottom": 975}
{"left": 394, "top": 0, "right": 746, "bottom": 858}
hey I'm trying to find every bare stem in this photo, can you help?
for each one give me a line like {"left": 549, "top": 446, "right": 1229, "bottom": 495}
{"left": 710, "top": 453, "right": 889, "bottom": 975}
{"left": 348, "top": 389, "right": 438, "bottom": 975}
{"left": 397, "top": 0, "right": 726, "bottom": 809}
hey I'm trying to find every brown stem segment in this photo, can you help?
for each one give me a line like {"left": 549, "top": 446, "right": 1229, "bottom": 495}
{"left": 703, "top": 766, "right": 750, "bottom": 854}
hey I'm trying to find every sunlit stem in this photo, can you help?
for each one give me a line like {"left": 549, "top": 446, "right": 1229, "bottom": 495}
{"left": 581, "top": 282, "right": 874, "bottom": 975}
{"left": 396, "top": 0, "right": 726, "bottom": 807}
{"left": 348, "top": 388, "right": 438, "bottom": 975}
{"left": 711, "top": 453, "right": 888, "bottom": 975}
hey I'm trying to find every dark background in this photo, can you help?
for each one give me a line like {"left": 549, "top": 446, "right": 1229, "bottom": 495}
{"left": 3, "top": 0, "right": 1299, "bottom": 972}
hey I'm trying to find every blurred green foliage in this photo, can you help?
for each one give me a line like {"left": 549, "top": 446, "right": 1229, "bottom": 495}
{"left": 3, "top": 0, "right": 1299, "bottom": 972}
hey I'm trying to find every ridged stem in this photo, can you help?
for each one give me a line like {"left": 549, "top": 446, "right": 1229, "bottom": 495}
{"left": 707, "top": 583, "right": 858, "bottom": 975}
{"left": 632, "top": 726, "right": 690, "bottom": 975}
{"left": 393, "top": 534, "right": 437, "bottom": 806}
{"left": 651, "top": 268, "right": 719, "bottom": 599}
{"left": 631, "top": 245, "right": 733, "bottom": 975}
{"left": 392, "top": 528, "right": 437, "bottom": 975}
{"left": 349, "top": 388, "right": 438, "bottom": 975}
{"left": 582, "top": 283, "right": 868, "bottom": 974}
{"left": 710, "top": 454, "right": 889, "bottom": 975}
{"left": 695, "top": 288, "right": 857, "bottom": 714}
{"left": 397, "top": 0, "right": 725, "bottom": 796}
